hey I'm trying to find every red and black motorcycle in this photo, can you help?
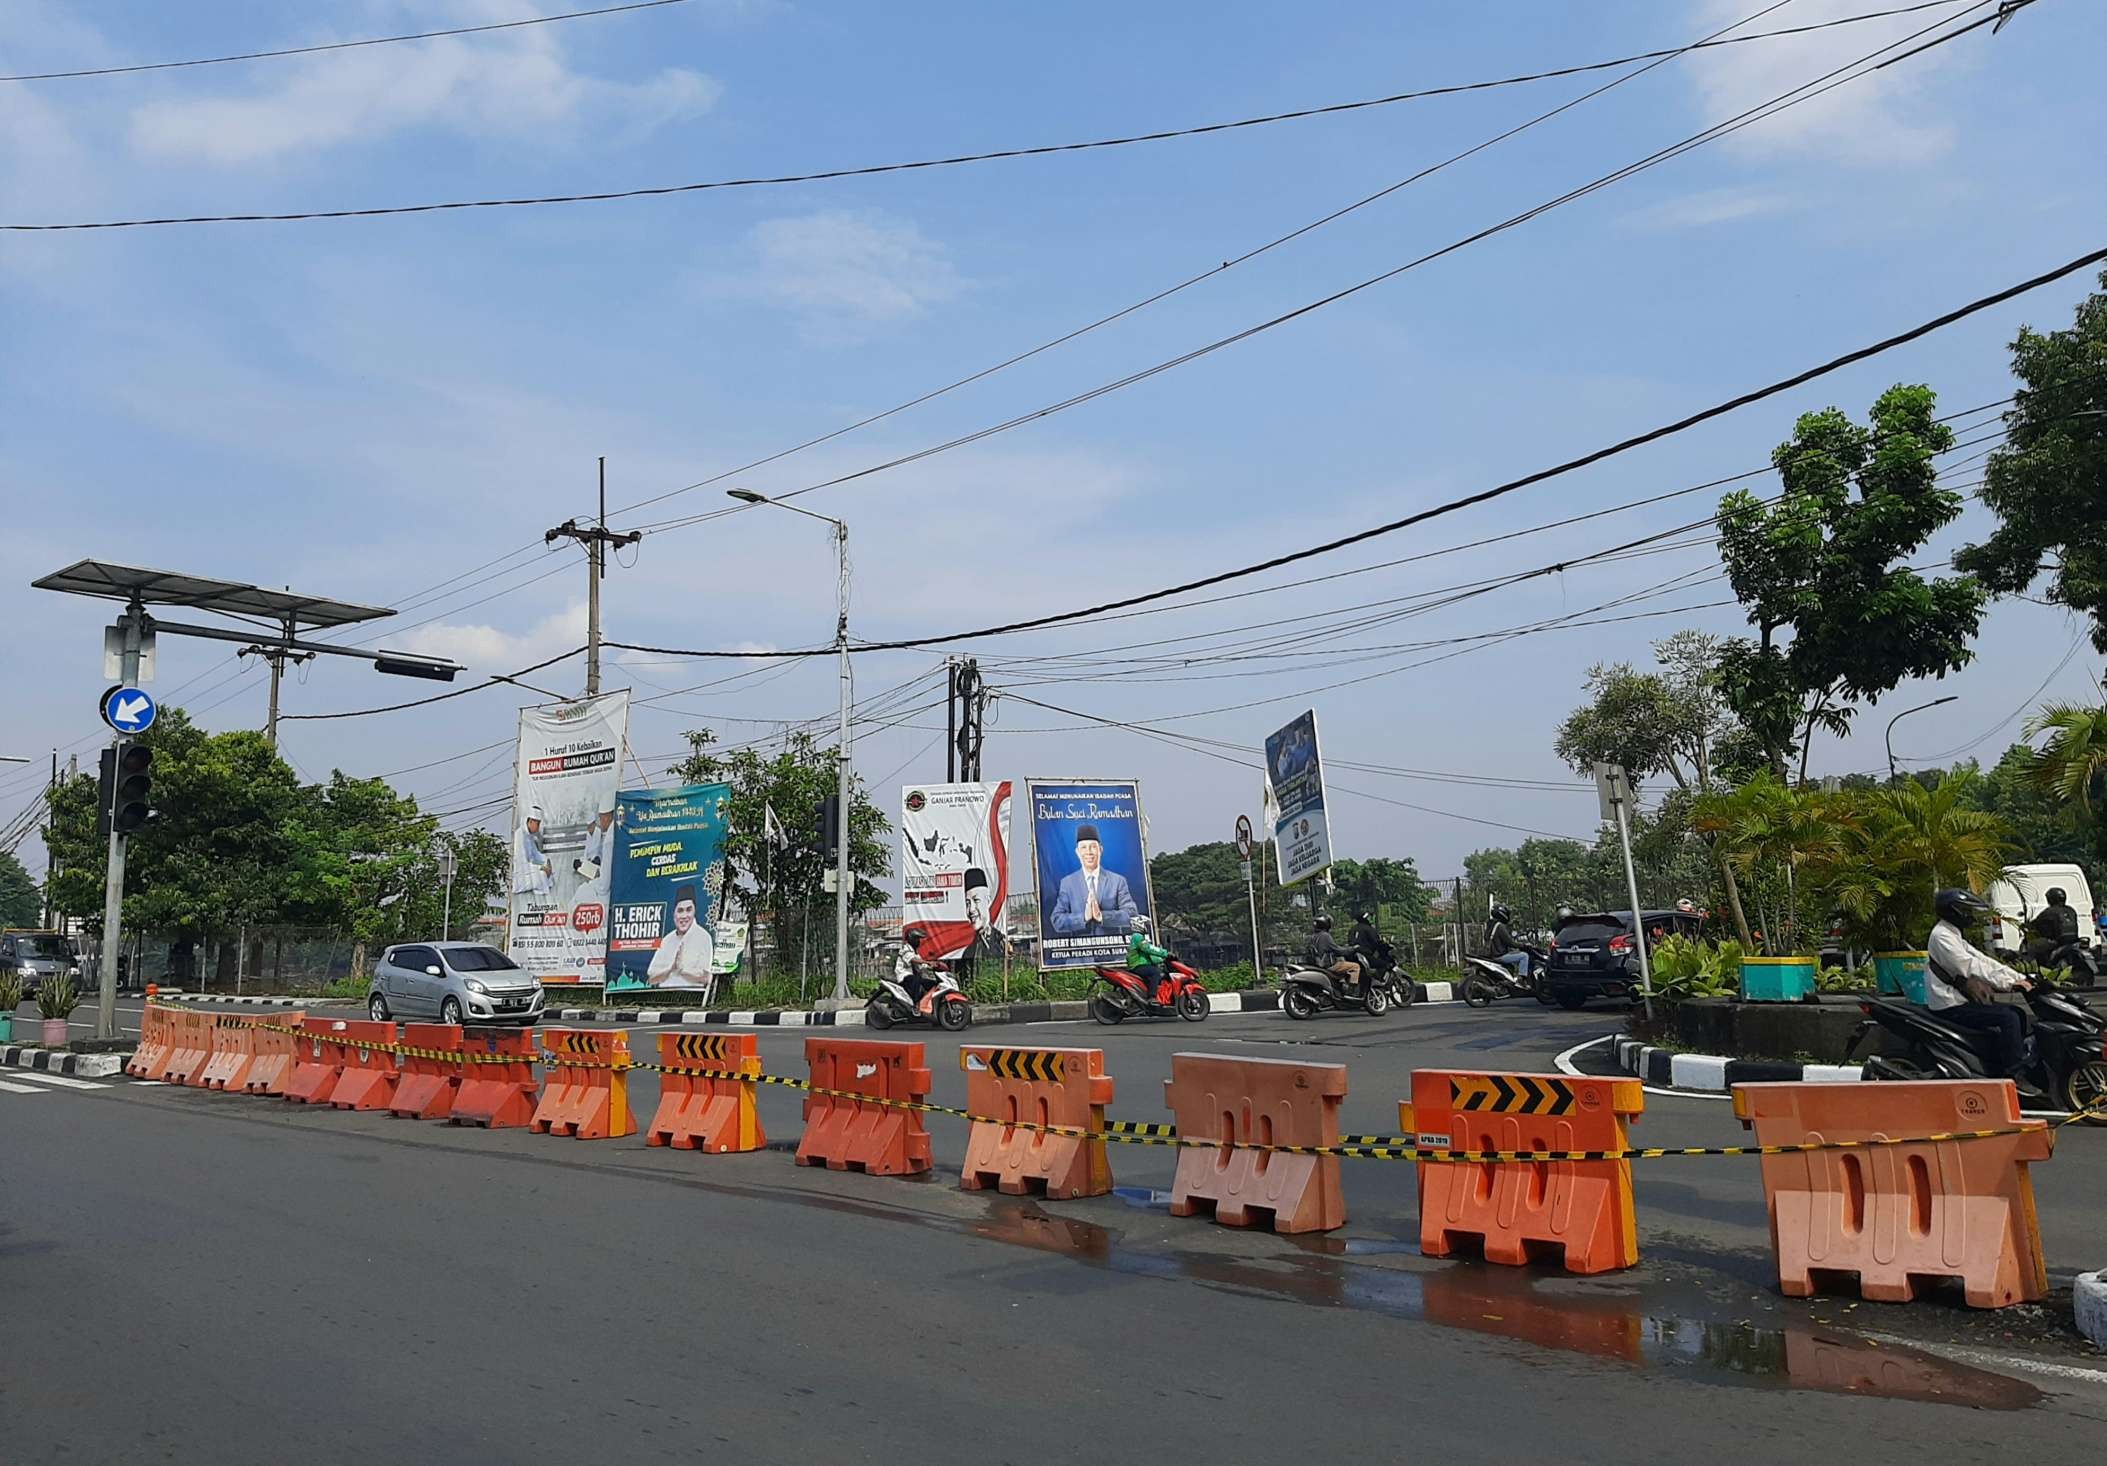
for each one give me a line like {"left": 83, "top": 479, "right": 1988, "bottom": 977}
{"left": 1089, "top": 957, "right": 1210, "bottom": 1024}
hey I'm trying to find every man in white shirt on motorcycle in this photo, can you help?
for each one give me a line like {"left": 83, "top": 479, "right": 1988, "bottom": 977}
{"left": 1924, "top": 887, "right": 2031, "bottom": 1077}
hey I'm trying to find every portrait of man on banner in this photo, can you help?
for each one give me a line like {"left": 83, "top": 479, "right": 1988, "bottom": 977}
{"left": 1029, "top": 780, "right": 1152, "bottom": 971}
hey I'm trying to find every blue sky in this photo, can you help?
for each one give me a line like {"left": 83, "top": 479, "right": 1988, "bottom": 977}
{"left": 4, "top": 0, "right": 2104, "bottom": 889}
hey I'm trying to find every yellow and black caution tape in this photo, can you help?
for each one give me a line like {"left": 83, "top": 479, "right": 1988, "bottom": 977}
{"left": 229, "top": 1019, "right": 2106, "bottom": 1162}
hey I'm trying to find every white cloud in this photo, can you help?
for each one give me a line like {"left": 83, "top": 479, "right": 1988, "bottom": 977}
{"left": 126, "top": 11, "right": 719, "bottom": 165}
{"left": 1685, "top": 0, "right": 1967, "bottom": 165}
{"left": 399, "top": 600, "right": 589, "bottom": 672}
{"left": 710, "top": 209, "right": 965, "bottom": 339}
{"left": 1623, "top": 185, "right": 1796, "bottom": 230}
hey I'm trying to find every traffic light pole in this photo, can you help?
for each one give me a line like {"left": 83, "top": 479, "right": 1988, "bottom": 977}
{"left": 96, "top": 605, "right": 144, "bottom": 1041}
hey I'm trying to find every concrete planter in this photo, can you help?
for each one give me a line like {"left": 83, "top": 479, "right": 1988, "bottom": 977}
{"left": 0, "top": 1014, "right": 12, "bottom": 1043}
{"left": 40, "top": 1017, "right": 71, "bottom": 1047}
{"left": 1872, "top": 950, "right": 1929, "bottom": 1002}
{"left": 1739, "top": 955, "right": 1815, "bottom": 1002}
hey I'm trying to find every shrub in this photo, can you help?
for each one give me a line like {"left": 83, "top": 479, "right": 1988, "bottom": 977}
{"left": 322, "top": 973, "right": 371, "bottom": 999}
{"left": 36, "top": 971, "right": 80, "bottom": 1020}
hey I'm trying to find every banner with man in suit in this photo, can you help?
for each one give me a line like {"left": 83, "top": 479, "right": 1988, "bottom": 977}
{"left": 1028, "top": 779, "right": 1152, "bottom": 972}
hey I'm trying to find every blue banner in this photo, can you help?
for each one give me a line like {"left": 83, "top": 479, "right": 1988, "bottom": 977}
{"left": 605, "top": 783, "right": 735, "bottom": 995}
{"left": 1028, "top": 779, "right": 1153, "bottom": 971}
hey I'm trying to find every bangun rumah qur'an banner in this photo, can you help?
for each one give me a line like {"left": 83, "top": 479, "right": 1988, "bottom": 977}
{"left": 1028, "top": 779, "right": 1152, "bottom": 972}
{"left": 505, "top": 690, "right": 631, "bottom": 985}
{"left": 605, "top": 783, "right": 735, "bottom": 995}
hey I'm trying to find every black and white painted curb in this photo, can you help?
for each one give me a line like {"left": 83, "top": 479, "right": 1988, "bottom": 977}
{"left": 550, "top": 981, "right": 1461, "bottom": 1029}
{"left": 1608, "top": 1035, "right": 1864, "bottom": 1094}
{"left": 2077, "top": 1272, "right": 2107, "bottom": 1350}
{"left": 152, "top": 993, "right": 309, "bottom": 1007}
{"left": 1, "top": 1045, "right": 128, "bottom": 1079}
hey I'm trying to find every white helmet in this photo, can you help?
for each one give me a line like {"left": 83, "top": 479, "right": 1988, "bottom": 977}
{"left": 527, "top": 803, "right": 546, "bottom": 823}
{"left": 1130, "top": 915, "right": 1152, "bottom": 936}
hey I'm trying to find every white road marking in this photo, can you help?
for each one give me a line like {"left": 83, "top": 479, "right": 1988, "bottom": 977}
{"left": 1552, "top": 1033, "right": 1731, "bottom": 1101}
{"left": 0, "top": 1078, "right": 49, "bottom": 1094}
{"left": 1867, "top": 1334, "right": 2107, "bottom": 1389}
{"left": 6, "top": 1070, "right": 109, "bottom": 1090}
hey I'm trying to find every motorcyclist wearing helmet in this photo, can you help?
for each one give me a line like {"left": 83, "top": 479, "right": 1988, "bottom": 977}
{"left": 1306, "top": 914, "right": 1361, "bottom": 994}
{"left": 1124, "top": 915, "right": 1172, "bottom": 1005}
{"left": 1485, "top": 904, "right": 1532, "bottom": 982}
{"left": 2024, "top": 887, "right": 2083, "bottom": 967}
{"left": 1925, "top": 888, "right": 2031, "bottom": 1077}
{"left": 894, "top": 928, "right": 944, "bottom": 1005}
{"left": 1351, "top": 909, "right": 1389, "bottom": 982}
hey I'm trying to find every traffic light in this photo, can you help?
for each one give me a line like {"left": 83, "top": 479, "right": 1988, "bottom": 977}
{"left": 96, "top": 746, "right": 116, "bottom": 838}
{"left": 816, "top": 793, "right": 841, "bottom": 860}
{"left": 112, "top": 742, "right": 154, "bottom": 835}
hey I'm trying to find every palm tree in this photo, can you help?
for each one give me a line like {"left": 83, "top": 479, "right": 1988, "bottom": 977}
{"left": 1822, "top": 774, "right": 2013, "bottom": 952}
{"left": 1694, "top": 772, "right": 1847, "bottom": 950}
{"left": 2027, "top": 702, "right": 2107, "bottom": 817}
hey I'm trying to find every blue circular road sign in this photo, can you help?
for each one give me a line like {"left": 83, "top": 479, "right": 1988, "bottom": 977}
{"left": 102, "top": 685, "right": 158, "bottom": 735}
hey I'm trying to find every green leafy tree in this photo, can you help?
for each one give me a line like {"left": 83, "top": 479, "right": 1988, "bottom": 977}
{"left": 1325, "top": 856, "right": 1432, "bottom": 938}
{"left": 1150, "top": 841, "right": 1257, "bottom": 941}
{"left": 0, "top": 850, "right": 40, "bottom": 927}
{"left": 1820, "top": 773, "right": 2012, "bottom": 952}
{"left": 1955, "top": 271, "right": 2107, "bottom": 654}
{"left": 1716, "top": 384, "right": 1985, "bottom": 779}
{"left": 672, "top": 729, "right": 889, "bottom": 980}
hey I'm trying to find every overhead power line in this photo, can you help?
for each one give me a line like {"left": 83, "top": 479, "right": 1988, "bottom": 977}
{"left": 601, "top": 240, "right": 2102, "bottom": 663}
{"left": 279, "top": 647, "right": 586, "bottom": 723}
{"left": 628, "top": 0, "right": 2007, "bottom": 538}
{"left": 2, "top": 2, "right": 1970, "bottom": 229}
{"left": 1, "top": 1, "right": 694, "bottom": 83}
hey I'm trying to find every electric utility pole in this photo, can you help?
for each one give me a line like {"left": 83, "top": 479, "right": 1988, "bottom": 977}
{"left": 545, "top": 457, "right": 640, "bottom": 697}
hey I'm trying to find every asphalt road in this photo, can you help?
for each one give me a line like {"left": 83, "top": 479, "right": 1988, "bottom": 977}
{"left": 4, "top": 999, "right": 2102, "bottom": 1463}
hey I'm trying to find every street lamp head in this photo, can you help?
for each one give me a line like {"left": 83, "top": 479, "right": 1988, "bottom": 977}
{"left": 727, "top": 489, "right": 768, "bottom": 504}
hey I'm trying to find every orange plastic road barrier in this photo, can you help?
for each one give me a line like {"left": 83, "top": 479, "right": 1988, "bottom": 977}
{"left": 389, "top": 1023, "right": 464, "bottom": 1120}
{"left": 199, "top": 1014, "right": 263, "bottom": 1091}
{"left": 531, "top": 1028, "right": 634, "bottom": 1139}
{"left": 796, "top": 1039, "right": 933, "bottom": 1176}
{"left": 1163, "top": 1053, "right": 1347, "bottom": 1234}
{"left": 242, "top": 1013, "right": 306, "bottom": 1095}
{"left": 1733, "top": 1078, "right": 2053, "bottom": 1308}
{"left": 125, "top": 1005, "right": 178, "bottom": 1080}
{"left": 285, "top": 1018, "right": 358, "bottom": 1105}
{"left": 959, "top": 1045, "right": 1114, "bottom": 1199}
{"left": 163, "top": 1009, "right": 217, "bottom": 1087}
{"left": 449, "top": 1026, "right": 540, "bottom": 1129}
{"left": 648, "top": 1032, "right": 765, "bottom": 1153}
{"left": 1403, "top": 1071, "right": 1644, "bottom": 1275}
{"left": 320, "top": 1020, "right": 400, "bottom": 1111}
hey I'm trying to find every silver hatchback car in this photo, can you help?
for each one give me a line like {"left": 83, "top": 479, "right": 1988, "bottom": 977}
{"left": 368, "top": 942, "right": 545, "bottom": 1027}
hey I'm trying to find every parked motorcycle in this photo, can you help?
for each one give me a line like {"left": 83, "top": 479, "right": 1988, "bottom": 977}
{"left": 1279, "top": 950, "right": 1410, "bottom": 1019}
{"left": 866, "top": 964, "right": 972, "bottom": 1032}
{"left": 1848, "top": 986, "right": 2107, "bottom": 1121}
{"left": 1459, "top": 948, "right": 1547, "bottom": 1008}
{"left": 1089, "top": 957, "right": 1210, "bottom": 1024}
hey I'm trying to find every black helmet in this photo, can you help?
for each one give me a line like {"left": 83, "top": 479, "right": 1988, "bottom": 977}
{"left": 2047, "top": 887, "right": 2068, "bottom": 905}
{"left": 1490, "top": 904, "right": 1511, "bottom": 923}
{"left": 902, "top": 927, "right": 929, "bottom": 947}
{"left": 1313, "top": 914, "right": 1333, "bottom": 932}
{"left": 1934, "top": 888, "right": 1993, "bottom": 927}
{"left": 1356, "top": 910, "right": 1375, "bottom": 925}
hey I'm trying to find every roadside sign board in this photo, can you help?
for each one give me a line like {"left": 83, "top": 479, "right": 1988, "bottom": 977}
{"left": 1234, "top": 814, "right": 1253, "bottom": 860}
{"left": 1591, "top": 761, "right": 1631, "bottom": 825}
{"left": 101, "top": 686, "right": 157, "bottom": 735}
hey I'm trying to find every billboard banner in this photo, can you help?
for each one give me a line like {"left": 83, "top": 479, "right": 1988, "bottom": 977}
{"left": 1028, "top": 779, "right": 1153, "bottom": 972}
{"left": 900, "top": 781, "right": 1013, "bottom": 963}
{"left": 504, "top": 690, "right": 631, "bottom": 984}
{"left": 1264, "top": 708, "right": 1333, "bottom": 886}
{"left": 604, "top": 782, "right": 733, "bottom": 995}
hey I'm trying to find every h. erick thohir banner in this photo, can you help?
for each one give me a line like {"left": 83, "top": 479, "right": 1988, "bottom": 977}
{"left": 505, "top": 690, "right": 631, "bottom": 984}
{"left": 605, "top": 782, "right": 733, "bottom": 996}
{"left": 900, "top": 781, "right": 1012, "bottom": 963}
{"left": 1264, "top": 708, "right": 1333, "bottom": 886}
{"left": 1028, "top": 779, "right": 1152, "bottom": 972}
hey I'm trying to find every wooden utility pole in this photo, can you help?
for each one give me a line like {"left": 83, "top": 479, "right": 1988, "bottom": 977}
{"left": 545, "top": 457, "right": 640, "bottom": 697}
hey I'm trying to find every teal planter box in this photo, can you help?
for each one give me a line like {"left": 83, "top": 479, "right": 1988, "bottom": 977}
{"left": 1873, "top": 951, "right": 1929, "bottom": 1004}
{"left": 1740, "top": 956, "right": 1815, "bottom": 1002}
{"left": 0, "top": 1013, "right": 11, "bottom": 1044}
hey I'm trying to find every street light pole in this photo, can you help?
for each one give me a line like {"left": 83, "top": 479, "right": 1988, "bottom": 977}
{"left": 1884, "top": 695, "right": 1959, "bottom": 780}
{"left": 729, "top": 489, "right": 855, "bottom": 1003}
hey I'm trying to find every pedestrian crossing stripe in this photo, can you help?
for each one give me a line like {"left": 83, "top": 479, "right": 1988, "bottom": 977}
{"left": 960, "top": 1049, "right": 1065, "bottom": 1083}
{"left": 1451, "top": 1074, "right": 1575, "bottom": 1115}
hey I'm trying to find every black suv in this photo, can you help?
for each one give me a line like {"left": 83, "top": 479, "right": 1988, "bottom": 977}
{"left": 1544, "top": 909, "right": 1703, "bottom": 1009}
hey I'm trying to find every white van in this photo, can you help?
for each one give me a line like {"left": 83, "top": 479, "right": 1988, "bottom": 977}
{"left": 1984, "top": 863, "right": 2097, "bottom": 957}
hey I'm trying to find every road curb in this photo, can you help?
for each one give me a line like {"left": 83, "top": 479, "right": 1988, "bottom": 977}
{"left": 552, "top": 982, "right": 1458, "bottom": 1029}
{"left": 2077, "top": 1272, "right": 2107, "bottom": 1349}
{"left": 151, "top": 994, "right": 313, "bottom": 1007}
{"left": 1607, "top": 1035, "right": 1864, "bottom": 1093}
{"left": 1, "top": 1045, "right": 129, "bottom": 1078}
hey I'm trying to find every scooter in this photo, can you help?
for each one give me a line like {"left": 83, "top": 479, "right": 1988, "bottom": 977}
{"left": 1279, "top": 949, "right": 1409, "bottom": 1020}
{"left": 1848, "top": 986, "right": 2107, "bottom": 1121}
{"left": 2027, "top": 939, "right": 2101, "bottom": 989}
{"left": 866, "top": 963, "right": 972, "bottom": 1032}
{"left": 1090, "top": 958, "right": 1210, "bottom": 1024}
{"left": 1459, "top": 947, "right": 1547, "bottom": 1008}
